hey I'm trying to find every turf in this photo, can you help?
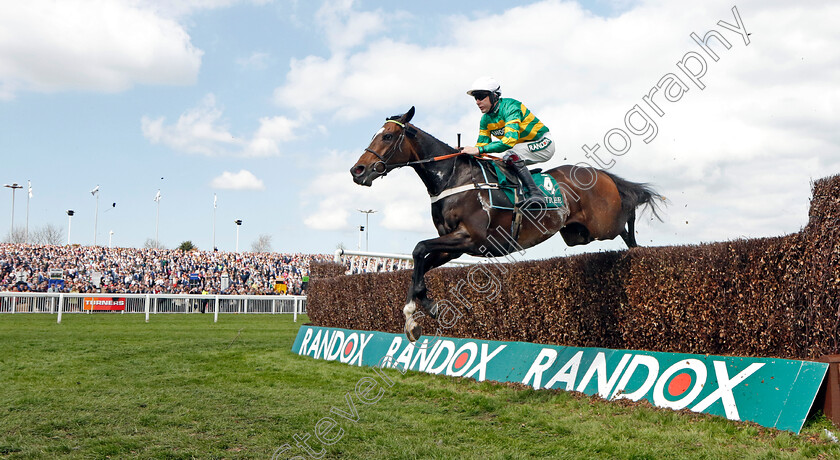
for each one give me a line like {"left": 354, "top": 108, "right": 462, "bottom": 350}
{"left": 0, "top": 314, "right": 838, "bottom": 459}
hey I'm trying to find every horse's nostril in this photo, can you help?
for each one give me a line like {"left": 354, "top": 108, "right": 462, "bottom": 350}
{"left": 352, "top": 165, "right": 365, "bottom": 176}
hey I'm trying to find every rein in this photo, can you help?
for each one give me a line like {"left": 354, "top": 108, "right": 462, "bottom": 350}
{"left": 365, "top": 119, "right": 491, "bottom": 174}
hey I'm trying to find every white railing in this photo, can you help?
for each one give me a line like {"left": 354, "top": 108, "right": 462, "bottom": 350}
{"left": 334, "top": 249, "right": 481, "bottom": 275}
{"left": 0, "top": 292, "right": 307, "bottom": 324}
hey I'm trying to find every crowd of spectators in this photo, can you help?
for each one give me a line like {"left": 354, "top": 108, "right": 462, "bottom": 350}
{"left": 342, "top": 255, "right": 412, "bottom": 275}
{"left": 0, "top": 244, "right": 331, "bottom": 295}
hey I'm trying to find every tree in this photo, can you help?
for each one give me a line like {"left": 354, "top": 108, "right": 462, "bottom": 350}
{"left": 251, "top": 234, "right": 272, "bottom": 253}
{"left": 3, "top": 227, "right": 26, "bottom": 244}
{"left": 144, "top": 238, "right": 165, "bottom": 249}
{"left": 178, "top": 240, "right": 196, "bottom": 251}
{"left": 31, "top": 224, "right": 64, "bottom": 245}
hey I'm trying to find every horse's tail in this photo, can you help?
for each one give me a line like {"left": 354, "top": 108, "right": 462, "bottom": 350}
{"left": 601, "top": 170, "right": 665, "bottom": 222}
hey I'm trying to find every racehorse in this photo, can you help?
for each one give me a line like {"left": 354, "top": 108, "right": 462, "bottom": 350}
{"left": 351, "top": 107, "right": 663, "bottom": 341}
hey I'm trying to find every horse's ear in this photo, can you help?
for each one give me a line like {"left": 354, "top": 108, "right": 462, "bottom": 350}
{"left": 401, "top": 106, "right": 415, "bottom": 124}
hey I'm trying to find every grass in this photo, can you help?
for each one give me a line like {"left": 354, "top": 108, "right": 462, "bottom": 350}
{"left": 0, "top": 314, "right": 838, "bottom": 459}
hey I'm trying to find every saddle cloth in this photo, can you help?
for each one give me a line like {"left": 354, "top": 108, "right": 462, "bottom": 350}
{"left": 479, "top": 160, "right": 566, "bottom": 211}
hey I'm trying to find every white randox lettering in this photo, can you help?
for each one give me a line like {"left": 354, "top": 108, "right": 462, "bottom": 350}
{"left": 326, "top": 331, "right": 345, "bottom": 361}
{"left": 411, "top": 339, "right": 440, "bottom": 371}
{"left": 691, "top": 361, "right": 765, "bottom": 420}
{"left": 306, "top": 330, "right": 323, "bottom": 358}
{"left": 349, "top": 333, "right": 373, "bottom": 366}
{"left": 383, "top": 337, "right": 403, "bottom": 366}
{"left": 544, "top": 351, "right": 584, "bottom": 391}
{"left": 528, "top": 138, "right": 551, "bottom": 152}
{"left": 394, "top": 340, "right": 415, "bottom": 370}
{"left": 317, "top": 330, "right": 333, "bottom": 359}
{"left": 298, "top": 328, "right": 314, "bottom": 355}
{"left": 575, "top": 352, "right": 633, "bottom": 399}
{"left": 464, "top": 343, "right": 506, "bottom": 382}
{"left": 447, "top": 342, "right": 478, "bottom": 377}
{"left": 611, "top": 355, "right": 660, "bottom": 401}
{"left": 522, "top": 348, "right": 558, "bottom": 390}
{"left": 425, "top": 340, "right": 456, "bottom": 374}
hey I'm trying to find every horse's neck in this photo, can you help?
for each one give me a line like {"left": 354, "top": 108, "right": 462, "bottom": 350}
{"left": 411, "top": 135, "right": 469, "bottom": 197}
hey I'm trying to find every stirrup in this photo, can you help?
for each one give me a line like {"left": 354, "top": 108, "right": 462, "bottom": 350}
{"left": 515, "top": 195, "right": 547, "bottom": 208}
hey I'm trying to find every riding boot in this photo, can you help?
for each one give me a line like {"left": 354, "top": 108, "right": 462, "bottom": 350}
{"left": 508, "top": 159, "right": 547, "bottom": 208}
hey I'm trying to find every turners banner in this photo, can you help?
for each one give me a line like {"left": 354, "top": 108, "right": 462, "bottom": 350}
{"left": 83, "top": 297, "right": 126, "bottom": 311}
{"left": 292, "top": 325, "right": 828, "bottom": 433}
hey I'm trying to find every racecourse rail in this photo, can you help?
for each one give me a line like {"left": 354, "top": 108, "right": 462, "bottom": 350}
{"left": 0, "top": 292, "right": 307, "bottom": 324}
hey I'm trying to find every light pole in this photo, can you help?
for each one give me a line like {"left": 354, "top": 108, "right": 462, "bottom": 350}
{"left": 234, "top": 219, "right": 242, "bottom": 252}
{"left": 66, "top": 210, "right": 75, "bottom": 245}
{"left": 213, "top": 194, "right": 217, "bottom": 251}
{"left": 358, "top": 209, "right": 376, "bottom": 251}
{"left": 4, "top": 183, "right": 22, "bottom": 238}
{"left": 108, "top": 230, "right": 114, "bottom": 249}
{"left": 26, "top": 181, "right": 31, "bottom": 243}
{"left": 91, "top": 185, "right": 100, "bottom": 245}
{"left": 153, "top": 189, "right": 161, "bottom": 249}
{"left": 358, "top": 225, "right": 364, "bottom": 250}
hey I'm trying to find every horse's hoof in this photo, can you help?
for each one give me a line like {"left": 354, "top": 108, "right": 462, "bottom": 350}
{"left": 405, "top": 318, "right": 423, "bottom": 342}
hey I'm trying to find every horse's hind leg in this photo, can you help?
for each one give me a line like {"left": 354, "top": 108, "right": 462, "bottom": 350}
{"left": 620, "top": 208, "right": 637, "bottom": 248}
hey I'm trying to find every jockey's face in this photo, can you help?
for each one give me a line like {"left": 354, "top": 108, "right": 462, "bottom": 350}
{"left": 474, "top": 92, "right": 493, "bottom": 114}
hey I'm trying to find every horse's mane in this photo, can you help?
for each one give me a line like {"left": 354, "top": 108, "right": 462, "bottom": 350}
{"left": 407, "top": 123, "right": 458, "bottom": 156}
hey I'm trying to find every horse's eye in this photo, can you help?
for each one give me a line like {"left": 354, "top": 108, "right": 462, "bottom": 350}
{"left": 382, "top": 133, "right": 393, "bottom": 141}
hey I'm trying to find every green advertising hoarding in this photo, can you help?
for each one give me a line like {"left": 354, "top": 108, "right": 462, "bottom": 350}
{"left": 292, "top": 326, "right": 827, "bottom": 433}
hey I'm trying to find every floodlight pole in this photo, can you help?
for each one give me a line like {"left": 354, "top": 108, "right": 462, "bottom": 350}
{"left": 213, "top": 194, "right": 217, "bottom": 251}
{"left": 4, "top": 183, "right": 22, "bottom": 238}
{"left": 66, "top": 210, "right": 75, "bottom": 245}
{"left": 26, "top": 181, "right": 31, "bottom": 243}
{"left": 358, "top": 209, "right": 376, "bottom": 251}
{"left": 234, "top": 219, "right": 242, "bottom": 252}
{"left": 93, "top": 186, "right": 100, "bottom": 246}
{"left": 154, "top": 190, "right": 161, "bottom": 249}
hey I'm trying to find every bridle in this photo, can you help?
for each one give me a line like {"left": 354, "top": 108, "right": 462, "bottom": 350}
{"left": 364, "top": 118, "right": 482, "bottom": 176}
{"left": 364, "top": 118, "right": 414, "bottom": 175}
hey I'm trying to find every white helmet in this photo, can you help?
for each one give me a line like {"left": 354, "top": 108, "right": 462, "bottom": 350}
{"left": 466, "top": 76, "right": 501, "bottom": 97}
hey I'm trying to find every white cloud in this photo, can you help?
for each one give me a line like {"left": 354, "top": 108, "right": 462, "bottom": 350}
{"left": 142, "top": 94, "right": 306, "bottom": 157}
{"left": 314, "top": 0, "right": 388, "bottom": 52}
{"left": 211, "top": 169, "right": 265, "bottom": 190}
{"left": 142, "top": 94, "right": 242, "bottom": 156}
{"left": 132, "top": 0, "right": 273, "bottom": 19}
{"left": 0, "top": 0, "right": 203, "bottom": 99}
{"left": 235, "top": 51, "right": 271, "bottom": 70}
{"left": 244, "top": 115, "right": 302, "bottom": 157}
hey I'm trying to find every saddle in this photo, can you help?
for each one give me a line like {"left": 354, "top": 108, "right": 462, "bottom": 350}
{"left": 476, "top": 160, "right": 564, "bottom": 211}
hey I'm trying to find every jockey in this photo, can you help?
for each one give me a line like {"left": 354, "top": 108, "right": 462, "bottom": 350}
{"left": 459, "top": 76, "right": 555, "bottom": 208}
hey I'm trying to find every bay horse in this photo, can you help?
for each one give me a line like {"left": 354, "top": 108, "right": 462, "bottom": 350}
{"left": 351, "top": 107, "right": 663, "bottom": 341}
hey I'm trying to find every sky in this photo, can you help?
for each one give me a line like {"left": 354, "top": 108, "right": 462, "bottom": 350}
{"left": 1, "top": 0, "right": 838, "bottom": 260}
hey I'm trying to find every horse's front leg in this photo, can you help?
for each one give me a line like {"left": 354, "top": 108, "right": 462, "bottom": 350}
{"left": 404, "top": 229, "right": 472, "bottom": 342}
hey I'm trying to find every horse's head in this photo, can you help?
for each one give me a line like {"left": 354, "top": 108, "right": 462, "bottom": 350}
{"left": 351, "top": 106, "right": 417, "bottom": 186}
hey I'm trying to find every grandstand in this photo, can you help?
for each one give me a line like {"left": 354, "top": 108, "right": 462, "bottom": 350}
{"left": 0, "top": 244, "right": 431, "bottom": 295}
{"left": 0, "top": 243, "right": 331, "bottom": 295}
